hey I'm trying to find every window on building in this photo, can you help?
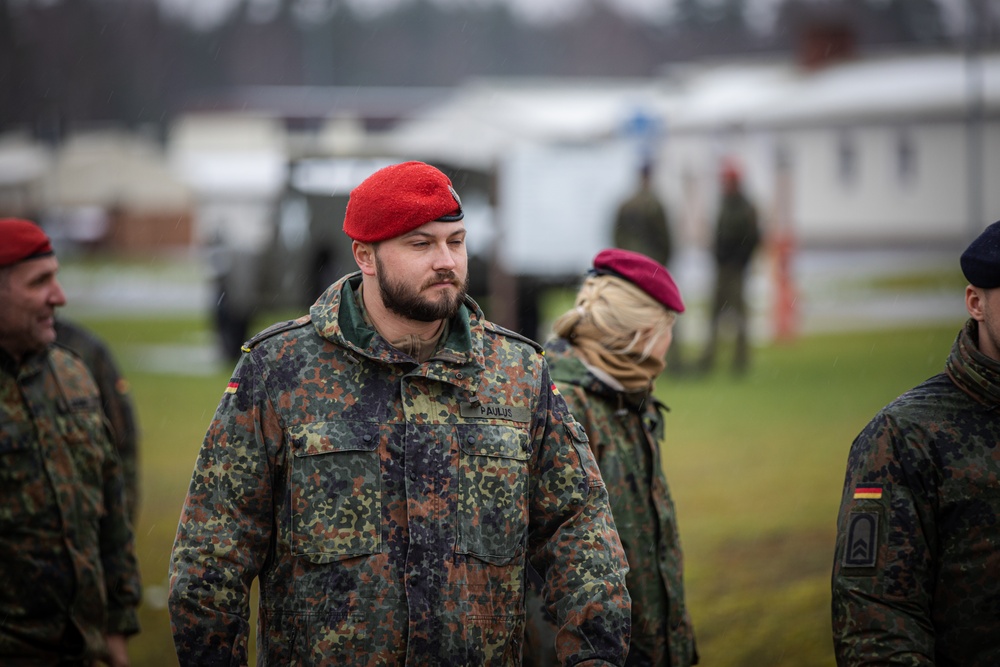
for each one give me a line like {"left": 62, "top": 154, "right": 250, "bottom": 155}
{"left": 837, "top": 130, "right": 857, "bottom": 187}
{"left": 896, "top": 128, "right": 917, "bottom": 186}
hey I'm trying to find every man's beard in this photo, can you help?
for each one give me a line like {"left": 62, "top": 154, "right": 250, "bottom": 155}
{"left": 375, "top": 255, "right": 469, "bottom": 323}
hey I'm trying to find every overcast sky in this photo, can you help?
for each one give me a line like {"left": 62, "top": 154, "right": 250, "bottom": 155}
{"left": 158, "top": 0, "right": 972, "bottom": 35}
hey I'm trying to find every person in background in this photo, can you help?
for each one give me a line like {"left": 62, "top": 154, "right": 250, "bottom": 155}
{"left": 168, "top": 161, "right": 632, "bottom": 665}
{"left": 0, "top": 218, "right": 141, "bottom": 666}
{"left": 831, "top": 219, "right": 1000, "bottom": 666}
{"left": 526, "top": 248, "right": 697, "bottom": 667}
{"left": 54, "top": 318, "right": 141, "bottom": 521}
{"left": 206, "top": 232, "right": 259, "bottom": 363}
{"left": 613, "top": 161, "right": 673, "bottom": 269}
{"left": 613, "top": 162, "right": 687, "bottom": 374}
{"left": 698, "top": 159, "right": 760, "bottom": 376}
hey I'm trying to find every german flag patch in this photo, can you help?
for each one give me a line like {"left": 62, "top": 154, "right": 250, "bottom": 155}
{"left": 550, "top": 382, "right": 560, "bottom": 396}
{"left": 224, "top": 380, "right": 239, "bottom": 395}
{"left": 853, "top": 485, "right": 883, "bottom": 500}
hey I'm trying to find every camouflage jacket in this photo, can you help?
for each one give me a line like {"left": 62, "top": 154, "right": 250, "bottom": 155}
{"left": 0, "top": 345, "right": 141, "bottom": 661}
{"left": 168, "top": 272, "right": 631, "bottom": 666}
{"left": 55, "top": 318, "right": 141, "bottom": 521}
{"left": 529, "top": 339, "right": 697, "bottom": 667}
{"left": 832, "top": 319, "right": 1000, "bottom": 666}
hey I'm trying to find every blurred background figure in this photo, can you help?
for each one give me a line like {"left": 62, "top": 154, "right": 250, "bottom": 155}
{"left": 525, "top": 248, "right": 697, "bottom": 667}
{"left": 613, "top": 160, "right": 689, "bottom": 374}
{"left": 206, "top": 231, "right": 260, "bottom": 363}
{"left": 614, "top": 161, "right": 673, "bottom": 267}
{"left": 698, "top": 159, "right": 761, "bottom": 376}
{"left": 0, "top": 218, "right": 141, "bottom": 667}
{"left": 55, "top": 317, "right": 141, "bottom": 521}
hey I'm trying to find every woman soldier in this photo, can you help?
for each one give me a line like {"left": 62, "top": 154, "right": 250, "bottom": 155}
{"left": 526, "top": 248, "right": 697, "bottom": 667}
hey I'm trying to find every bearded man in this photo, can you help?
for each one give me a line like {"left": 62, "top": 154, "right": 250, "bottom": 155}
{"left": 168, "top": 161, "right": 632, "bottom": 666}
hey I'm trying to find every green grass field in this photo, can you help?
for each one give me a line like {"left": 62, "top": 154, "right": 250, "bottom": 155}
{"left": 72, "top": 308, "right": 965, "bottom": 667}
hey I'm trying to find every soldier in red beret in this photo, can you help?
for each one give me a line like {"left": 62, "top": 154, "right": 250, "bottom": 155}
{"left": 526, "top": 248, "right": 698, "bottom": 667}
{"left": 169, "top": 162, "right": 633, "bottom": 665}
{"left": 0, "top": 218, "right": 141, "bottom": 665}
{"left": 698, "top": 158, "right": 761, "bottom": 376}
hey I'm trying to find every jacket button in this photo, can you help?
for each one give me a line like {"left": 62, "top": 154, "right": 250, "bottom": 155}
{"left": 455, "top": 371, "right": 464, "bottom": 379}
{"left": 409, "top": 471, "right": 418, "bottom": 482}
{"left": 363, "top": 434, "right": 372, "bottom": 442}
{"left": 467, "top": 436, "right": 476, "bottom": 445}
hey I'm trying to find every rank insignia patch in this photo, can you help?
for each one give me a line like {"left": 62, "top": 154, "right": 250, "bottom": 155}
{"left": 843, "top": 511, "right": 879, "bottom": 568}
{"left": 853, "top": 485, "right": 883, "bottom": 500}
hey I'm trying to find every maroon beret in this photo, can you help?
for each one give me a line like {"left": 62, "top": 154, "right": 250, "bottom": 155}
{"left": 0, "top": 218, "right": 54, "bottom": 267}
{"left": 343, "top": 161, "right": 464, "bottom": 243}
{"left": 592, "top": 248, "right": 685, "bottom": 313}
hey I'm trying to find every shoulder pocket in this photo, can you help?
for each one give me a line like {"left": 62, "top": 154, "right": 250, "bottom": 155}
{"left": 565, "top": 418, "right": 589, "bottom": 445}
{"left": 287, "top": 420, "right": 382, "bottom": 562}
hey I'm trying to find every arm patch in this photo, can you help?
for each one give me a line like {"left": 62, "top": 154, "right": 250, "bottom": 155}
{"left": 842, "top": 511, "right": 879, "bottom": 569}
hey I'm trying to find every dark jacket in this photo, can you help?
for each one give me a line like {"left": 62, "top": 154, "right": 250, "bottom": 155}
{"left": 712, "top": 192, "right": 759, "bottom": 269}
{"left": 832, "top": 319, "right": 1000, "bottom": 666}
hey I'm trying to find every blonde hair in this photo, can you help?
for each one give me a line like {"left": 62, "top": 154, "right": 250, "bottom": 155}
{"left": 552, "top": 273, "right": 677, "bottom": 359}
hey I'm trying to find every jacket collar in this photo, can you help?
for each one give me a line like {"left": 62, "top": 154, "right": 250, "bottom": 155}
{"left": 310, "top": 272, "right": 485, "bottom": 394}
{"left": 946, "top": 318, "right": 1000, "bottom": 408}
{"left": 544, "top": 337, "right": 665, "bottom": 414}
{"left": 0, "top": 345, "right": 46, "bottom": 379}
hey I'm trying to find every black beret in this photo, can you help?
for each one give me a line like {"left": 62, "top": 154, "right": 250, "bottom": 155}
{"left": 961, "top": 220, "right": 1000, "bottom": 289}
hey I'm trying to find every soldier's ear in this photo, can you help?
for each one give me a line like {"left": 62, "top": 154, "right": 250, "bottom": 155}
{"left": 352, "top": 241, "right": 377, "bottom": 276}
{"left": 966, "top": 285, "right": 986, "bottom": 322}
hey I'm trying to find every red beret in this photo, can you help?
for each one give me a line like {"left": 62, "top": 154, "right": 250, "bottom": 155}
{"left": 0, "top": 218, "right": 54, "bottom": 267}
{"left": 721, "top": 158, "right": 742, "bottom": 183}
{"left": 592, "top": 248, "right": 685, "bottom": 313}
{"left": 343, "top": 161, "right": 464, "bottom": 242}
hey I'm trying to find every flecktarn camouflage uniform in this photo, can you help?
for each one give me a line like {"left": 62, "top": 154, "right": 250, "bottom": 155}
{"left": 832, "top": 319, "right": 1000, "bottom": 666}
{"left": 168, "top": 272, "right": 631, "bottom": 666}
{"left": 526, "top": 339, "right": 696, "bottom": 667}
{"left": 0, "top": 345, "right": 141, "bottom": 661}
{"left": 55, "top": 318, "right": 141, "bottom": 521}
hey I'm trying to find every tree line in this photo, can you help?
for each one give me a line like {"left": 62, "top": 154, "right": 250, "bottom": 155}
{"left": 0, "top": 0, "right": 974, "bottom": 141}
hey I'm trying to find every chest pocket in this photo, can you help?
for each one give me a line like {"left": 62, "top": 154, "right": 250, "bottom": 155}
{"left": 0, "top": 420, "right": 45, "bottom": 527}
{"left": 456, "top": 423, "right": 531, "bottom": 565}
{"left": 288, "top": 420, "right": 382, "bottom": 563}
{"left": 59, "top": 402, "right": 110, "bottom": 498}
{"left": 0, "top": 419, "right": 36, "bottom": 476}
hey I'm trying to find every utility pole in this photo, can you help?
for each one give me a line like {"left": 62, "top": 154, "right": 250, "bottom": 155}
{"left": 965, "top": 0, "right": 985, "bottom": 241}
